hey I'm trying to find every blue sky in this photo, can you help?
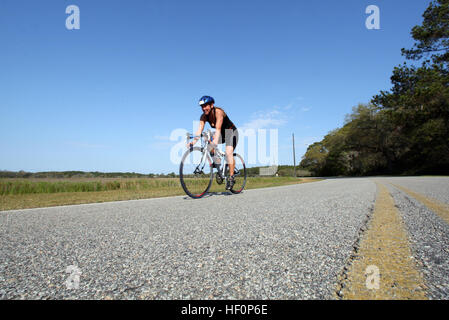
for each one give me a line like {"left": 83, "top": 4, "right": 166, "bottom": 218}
{"left": 0, "top": 0, "right": 430, "bottom": 174}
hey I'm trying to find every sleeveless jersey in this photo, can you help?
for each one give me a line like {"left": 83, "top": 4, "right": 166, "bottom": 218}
{"left": 204, "top": 107, "right": 237, "bottom": 138}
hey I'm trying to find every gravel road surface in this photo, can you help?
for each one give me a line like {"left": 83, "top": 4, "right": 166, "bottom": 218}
{"left": 1, "top": 177, "right": 448, "bottom": 299}
{"left": 381, "top": 177, "right": 449, "bottom": 299}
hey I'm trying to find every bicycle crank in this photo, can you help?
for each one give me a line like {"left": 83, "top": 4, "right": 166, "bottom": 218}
{"left": 215, "top": 172, "right": 224, "bottom": 184}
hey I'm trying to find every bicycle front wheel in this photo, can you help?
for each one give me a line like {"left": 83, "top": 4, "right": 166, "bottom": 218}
{"left": 229, "top": 153, "right": 247, "bottom": 194}
{"left": 179, "top": 147, "right": 213, "bottom": 199}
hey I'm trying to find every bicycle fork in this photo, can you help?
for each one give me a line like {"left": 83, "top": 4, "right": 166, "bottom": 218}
{"left": 193, "top": 149, "right": 209, "bottom": 175}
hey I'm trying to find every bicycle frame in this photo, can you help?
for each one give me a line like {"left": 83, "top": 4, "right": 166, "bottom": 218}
{"left": 186, "top": 130, "right": 240, "bottom": 180}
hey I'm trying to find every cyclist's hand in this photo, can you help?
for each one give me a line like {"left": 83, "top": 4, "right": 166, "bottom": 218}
{"left": 186, "top": 142, "right": 194, "bottom": 149}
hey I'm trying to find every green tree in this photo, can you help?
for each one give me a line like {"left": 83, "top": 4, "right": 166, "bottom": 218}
{"left": 300, "top": 142, "right": 328, "bottom": 175}
{"left": 372, "top": 0, "right": 449, "bottom": 173}
{"left": 301, "top": 1, "right": 449, "bottom": 176}
{"left": 401, "top": 0, "right": 449, "bottom": 67}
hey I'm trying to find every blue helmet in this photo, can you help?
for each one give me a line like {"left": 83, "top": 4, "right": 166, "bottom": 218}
{"left": 198, "top": 95, "right": 215, "bottom": 106}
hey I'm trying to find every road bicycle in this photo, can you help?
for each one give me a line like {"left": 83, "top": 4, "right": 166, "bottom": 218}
{"left": 180, "top": 130, "right": 247, "bottom": 199}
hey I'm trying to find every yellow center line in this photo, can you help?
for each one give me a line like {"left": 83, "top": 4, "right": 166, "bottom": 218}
{"left": 338, "top": 182, "right": 427, "bottom": 300}
{"left": 391, "top": 183, "right": 449, "bottom": 225}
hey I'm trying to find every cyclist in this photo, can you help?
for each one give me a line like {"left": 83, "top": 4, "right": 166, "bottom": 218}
{"left": 188, "top": 96, "right": 239, "bottom": 190}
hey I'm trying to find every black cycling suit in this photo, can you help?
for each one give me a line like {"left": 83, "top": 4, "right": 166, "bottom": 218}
{"left": 202, "top": 106, "right": 239, "bottom": 150}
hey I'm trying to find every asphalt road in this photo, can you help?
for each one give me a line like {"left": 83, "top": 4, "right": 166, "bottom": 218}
{"left": 0, "top": 177, "right": 448, "bottom": 299}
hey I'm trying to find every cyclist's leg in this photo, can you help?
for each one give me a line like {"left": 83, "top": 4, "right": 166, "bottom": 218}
{"left": 225, "top": 145, "right": 235, "bottom": 175}
{"left": 212, "top": 134, "right": 226, "bottom": 168}
{"left": 225, "top": 130, "right": 238, "bottom": 189}
{"left": 225, "top": 129, "right": 238, "bottom": 175}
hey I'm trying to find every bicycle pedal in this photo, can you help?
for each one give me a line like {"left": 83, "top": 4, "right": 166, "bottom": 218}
{"left": 215, "top": 173, "right": 224, "bottom": 185}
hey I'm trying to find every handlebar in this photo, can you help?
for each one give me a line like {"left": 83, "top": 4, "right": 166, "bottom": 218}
{"left": 186, "top": 130, "right": 214, "bottom": 141}
{"left": 186, "top": 131, "right": 217, "bottom": 148}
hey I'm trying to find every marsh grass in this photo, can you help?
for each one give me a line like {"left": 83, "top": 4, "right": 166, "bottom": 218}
{"left": 0, "top": 177, "right": 320, "bottom": 210}
{"left": 0, "top": 178, "right": 182, "bottom": 195}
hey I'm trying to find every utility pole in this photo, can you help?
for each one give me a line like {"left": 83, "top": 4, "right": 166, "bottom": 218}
{"left": 292, "top": 133, "right": 296, "bottom": 177}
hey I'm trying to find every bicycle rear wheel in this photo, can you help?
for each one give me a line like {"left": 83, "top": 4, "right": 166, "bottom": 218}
{"left": 229, "top": 153, "right": 247, "bottom": 194}
{"left": 179, "top": 147, "right": 213, "bottom": 199}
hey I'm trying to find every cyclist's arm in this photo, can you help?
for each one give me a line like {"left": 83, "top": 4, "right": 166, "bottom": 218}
{"left": 212, "top": 109, "right": 224, "bottom": 146}
{"left": 190, "top": 115, "right": 206, "bottom": 146}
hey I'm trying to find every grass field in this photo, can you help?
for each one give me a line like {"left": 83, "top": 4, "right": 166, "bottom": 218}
{"left": 0, "top": 177, "right": 320, "bottom": 211}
